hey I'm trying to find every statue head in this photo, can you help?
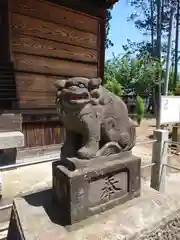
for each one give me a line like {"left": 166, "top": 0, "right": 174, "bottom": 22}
{"left": 55, "top": 77, "right": 102, "bottom": 110}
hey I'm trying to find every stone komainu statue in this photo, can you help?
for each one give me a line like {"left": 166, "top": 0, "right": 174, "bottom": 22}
{"left": 55, "top": 77, "right": 136, "bottom": 160}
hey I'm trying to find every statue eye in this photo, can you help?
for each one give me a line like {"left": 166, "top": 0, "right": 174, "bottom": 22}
{"left": 65, "top": 82, "right": 74, "bottom": 88}
{"left": 79, "top": 84, "right": 85, "bottom": 88}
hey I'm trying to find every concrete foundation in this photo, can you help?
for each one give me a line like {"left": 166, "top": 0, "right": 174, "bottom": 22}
{"left": 7, "top": 187, "right": 180, "bottom": 240}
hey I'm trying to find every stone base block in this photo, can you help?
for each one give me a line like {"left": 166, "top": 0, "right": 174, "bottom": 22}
{"left": 7, "top": 187, "right": 180, "bottom": 240}
{"left": 0, "top": 131, "right": 24, "bottom": 149}
{"left": 0, "top": 114, "right": 22, "bottom": 133}
{"left": 52, "top": 153, "right": 141, "bottom": 224}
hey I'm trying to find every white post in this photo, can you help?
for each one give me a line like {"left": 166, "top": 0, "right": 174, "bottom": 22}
{"left": 150, "top": 129, "right": 169, "bottom": 193}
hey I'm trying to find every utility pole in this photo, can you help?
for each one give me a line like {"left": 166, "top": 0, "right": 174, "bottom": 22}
{"left": 164, "top": 5, "right": 174, "bottom": 95}
{"left": 155, "top": 0, "right": 162, "bottom": 129}
{"left": 174, "top": 0, "right": 180, "bottom": 88}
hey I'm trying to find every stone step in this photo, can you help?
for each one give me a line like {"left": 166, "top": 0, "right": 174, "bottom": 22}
{"left": 0, "top": 132, "right": 24, "bottom": 150}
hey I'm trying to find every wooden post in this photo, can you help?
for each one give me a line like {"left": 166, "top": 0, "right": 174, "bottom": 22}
{"left": 150, "top": 129, "right": 169, "bottom": 193}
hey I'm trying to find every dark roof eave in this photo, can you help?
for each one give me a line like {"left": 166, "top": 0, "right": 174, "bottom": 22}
{"left": 94, "top": 0, "right": 119, "bottom": 9}
{"left": 106, "top": 0, "right": 119, "bottom": 8}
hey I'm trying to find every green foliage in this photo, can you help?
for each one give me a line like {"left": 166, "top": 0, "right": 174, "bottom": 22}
{"left": 103, "top": 53, "right": 180, "bottom": 115}
{"left": 173, "top": 83, "right": 180, "bottom": 95}
{"left": 135, "top": 95, "right": 145, "bottom": 125}
{"left": 123, "top": 39, "right": 168, "bottom": 59}
{"left": 126, "top": 0, "right": 177, "bottom": 63}
{"left": 104, "top": 54, "right": 164, "bottom": 96}
{"left": 104, "top": 0, "right": 180, "bottom": 107}
{"left": 105, "top": 79, "right": 124, "bottom": 97}
{"left": 104, "top": 0, "right": 179, "bottom": 121}
{"left": 174, "top": 87, "right": 180, "bottom": 95}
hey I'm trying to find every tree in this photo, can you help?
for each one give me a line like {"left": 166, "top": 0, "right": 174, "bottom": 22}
{"left": 127, "top": 0, "right": 180, "bottom": 127}
{"left": 164, "top": 3, "right": 175, "bottom": 95}
{"left": 104, "top": 54, "right": 163, "bottom": 96}
{"left": 105, "top": 79, "right": 124, "bottom": 96}
{"left": 105, "top": 9, "right": 114, "bottom": 49}
{"left": 136, "top": 95, "right": 145, "bottom": 125}
{"left": 123, "top": 39, "right": 154, "bottom": 58}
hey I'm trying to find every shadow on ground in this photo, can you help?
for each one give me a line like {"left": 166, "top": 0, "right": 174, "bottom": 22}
{"left": 0, "top": 148, "right": 17, "bottom": 166}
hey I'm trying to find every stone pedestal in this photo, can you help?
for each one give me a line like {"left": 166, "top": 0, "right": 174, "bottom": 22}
{"left": 52, "top": 153, "right": 141, "bottom": 224}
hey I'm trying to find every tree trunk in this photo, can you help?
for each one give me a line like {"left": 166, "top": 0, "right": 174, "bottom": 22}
{"left": 150, "top": 0, "right": 154, "bottom": 55}
{"left": 156, "top": 0, "right": 162, "bottom": 59}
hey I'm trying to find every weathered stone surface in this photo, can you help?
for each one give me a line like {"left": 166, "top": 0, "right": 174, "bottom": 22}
{"left": 0, "top": 114, "right": 22, "bottom": 133}
{"left": 7, "top": 187, "right": 180, "bottom": 240}
{"left": 52, "top": 153, "right": 141, "bottom": 224}
{"left": 0, "top": 131, "right": 24, "bottom": 149}
{"left": 55, "top": 77, "right": 136, "bottom": 160}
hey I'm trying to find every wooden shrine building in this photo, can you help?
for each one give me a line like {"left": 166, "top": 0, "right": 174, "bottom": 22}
{"left": 0, "top": 0, "right": 118, "bottom": 149}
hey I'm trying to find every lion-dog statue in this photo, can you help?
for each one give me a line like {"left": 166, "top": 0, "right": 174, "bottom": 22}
{"left": 55, "top": 77, "right": 136, "bottom": 160}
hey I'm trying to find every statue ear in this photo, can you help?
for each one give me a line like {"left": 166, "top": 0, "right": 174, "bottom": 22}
{"left": 54, "top": 79, "right": 66, "bottom": 90}
{"left": 89, "top": 78, "right": 102, "bottom": 89}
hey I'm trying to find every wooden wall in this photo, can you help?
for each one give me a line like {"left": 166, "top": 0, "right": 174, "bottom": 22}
{"left": 22, "top": 121, "right": 65, "bottom": 147}
{"left": 8, "top": 0, "right": 101, "bottom": 110}
{"left": 4, "top": 0, "right": 106, "bottom": 148}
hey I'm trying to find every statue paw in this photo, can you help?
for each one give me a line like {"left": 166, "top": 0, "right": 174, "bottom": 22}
{"left": 96, "top": 142, "right": 122, "bottom": 157}
{"left": 77, "top": 147, "right": 96, "bottom": 160}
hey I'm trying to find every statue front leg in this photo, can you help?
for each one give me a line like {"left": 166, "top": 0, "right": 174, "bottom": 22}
{"left": 61, "top": 130, "right": 76, "bottom": 160}
{"left": 77, "top": 113, "right": 100, "bottom": 159}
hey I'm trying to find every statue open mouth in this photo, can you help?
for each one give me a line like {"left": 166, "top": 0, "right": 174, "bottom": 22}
{"left": 61, "top": 89, "right": 90, "bottom": 105}
{"left": 66, "top": 92, "right": 89, "bottom": 101}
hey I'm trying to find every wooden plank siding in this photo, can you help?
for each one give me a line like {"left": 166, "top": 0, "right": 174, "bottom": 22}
{"left": 10, "top": 13, "right": 98, "bottom": 50}
{"left": 8, "top": 0, "right": 101, "bottom": 110}
{"left": 5, "top": 0, "right": 106, "bottom": 148}
{"left": 9, "top": 0, "right": 99, "bottom": 34}
{"left": 12, "top": 34, "right": 98, "bottom": 63}
{"left": 22, "top": 121, "right": 65, "bottom": 147}
{"left": 13, "top": 53, "right": 97, "bottom": 78}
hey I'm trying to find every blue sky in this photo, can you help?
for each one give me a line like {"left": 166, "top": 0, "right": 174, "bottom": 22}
{"left": 105, "top": 0, "right": 146, "bottom": 60}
